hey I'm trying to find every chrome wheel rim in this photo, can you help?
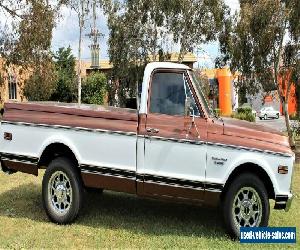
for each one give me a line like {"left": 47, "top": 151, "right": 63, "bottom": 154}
{"left": 232, "top": 187, "right": 262, "bottom": 228}
{"left": 48, "top": 171, "right": 72, "bottom": 215}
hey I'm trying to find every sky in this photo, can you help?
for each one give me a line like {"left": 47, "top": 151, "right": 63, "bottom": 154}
{"left": 1, "top": 0, "right": 240, "bottom": 68}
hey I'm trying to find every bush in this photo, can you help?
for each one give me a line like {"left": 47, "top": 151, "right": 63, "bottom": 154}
{"left": 291, "top": 121, "right": 300, "bottom": 139}
{"left": 82, "top": 72, "right": 107, "bottom": 105}
{"left": 232, "top": 107, "right": 255, "bottom": 122}
{"left": 234, "top": 112, "right": 256, "bottom": 122}
{"left": 290, "top": 114, "right": 300, "bottom": 121}
{"left": 214, "top": 108, "right": 221, "bottom": 117}
{"left": 236, "top": 107, "right": 252, "bottom": 114}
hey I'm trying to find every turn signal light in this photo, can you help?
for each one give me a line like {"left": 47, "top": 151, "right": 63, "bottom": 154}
{"left": 278, "top": 165, "right": 288, "bottom": 174}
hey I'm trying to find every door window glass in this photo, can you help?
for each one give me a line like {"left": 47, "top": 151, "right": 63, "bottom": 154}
{"left": 149, "top": 72, "right": 199, "bottom": 116}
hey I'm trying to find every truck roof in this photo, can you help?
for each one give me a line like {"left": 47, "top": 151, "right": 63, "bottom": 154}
{"left": 145, "top": 62, "right": 190, "bottom": 72}
{"left": 139, "top": 62, "right": 191, "bottom": 114}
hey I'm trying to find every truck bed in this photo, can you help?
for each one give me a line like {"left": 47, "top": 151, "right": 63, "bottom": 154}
{"left": 2, "top": 102, "right": 138, "bottom": 134}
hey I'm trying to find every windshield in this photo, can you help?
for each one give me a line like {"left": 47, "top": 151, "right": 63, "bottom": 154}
{"left": 188, "top": 70, "right": 213, "bottom": 117}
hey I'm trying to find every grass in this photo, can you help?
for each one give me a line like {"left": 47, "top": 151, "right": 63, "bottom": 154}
{"left": 0, "top": 166, "right": 299, "bottom": 249}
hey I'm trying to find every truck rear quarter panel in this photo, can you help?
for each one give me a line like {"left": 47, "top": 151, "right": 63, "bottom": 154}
{"left": 0, "top": 103, "right": 138, "bottom": 188}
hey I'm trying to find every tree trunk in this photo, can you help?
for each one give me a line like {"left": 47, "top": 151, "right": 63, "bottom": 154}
{"left": 178, "top": 46, "right": 186, "bottom": 63}
{"left": 77, "top": 31, "right": 82, "bottom": 105}
{"left": 178, "top": 32, "right": 187, "bottom": 63}
{"left": 77, "top": 5, "right": 84, "bottom": 106}
{"left": 283, "top": 100, "right": 295, "bottom": 148}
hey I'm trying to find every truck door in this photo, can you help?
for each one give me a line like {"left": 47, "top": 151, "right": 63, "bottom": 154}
{"left": 138, "top": 69, "right": 207, "bottom": 201}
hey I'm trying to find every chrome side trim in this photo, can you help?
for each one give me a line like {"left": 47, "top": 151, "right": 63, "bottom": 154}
{"left": 1, "top": 158, "right": 35, "bottom": 165}
{"left": 1, "top": 121, "right": 137, "bottom": 137}
{"left": 81, "top": 169, "right": 136, "bottom": 180}
{"left": 207, "top": 142, "right": 292, "bottom": 158}
{"left": 80, "top": 164, "right": 136, "bottom": 179}
{"left": 145, "top": 135, "right": 205, "bottom": 145}
{"left": 146, "top": 135, "right": 291, "bottom": 157}
{"left": 2, "top": 120, "right": 293, "bottom": 157}
{"left": 0, "top": 152, "right": 39, "bottom": 164}
{"left": 143, "top": 173, "right": 224, "bottom": 192}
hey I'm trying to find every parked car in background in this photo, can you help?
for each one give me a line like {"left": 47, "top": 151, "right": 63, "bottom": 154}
{"left": 258, "top": 106, "right": 280, "bottom": 120}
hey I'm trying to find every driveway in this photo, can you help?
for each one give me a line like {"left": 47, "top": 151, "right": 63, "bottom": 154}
{"left": 256, "top": 116, "right": 300, "bottom": 132}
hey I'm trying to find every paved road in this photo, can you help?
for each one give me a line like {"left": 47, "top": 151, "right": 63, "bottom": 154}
{"left": 256, "top": 116, "right": 300, "bottom": 163}
{"left": 256, "top": 116, "right": 300, "bottom": 133}
{"left": 256, "top": 116, "right": 286, "bottom": 132}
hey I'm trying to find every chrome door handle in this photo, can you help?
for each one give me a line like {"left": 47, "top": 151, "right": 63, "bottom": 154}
{"left": 146, "top": 127, "right": 159, "bottom": 134}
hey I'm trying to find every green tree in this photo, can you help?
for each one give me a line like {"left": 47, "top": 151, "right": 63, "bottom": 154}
{"left": 23, "top": 59, "right": 57, "bottom": 101}
{"left": 17, "top": 1, "right": 57, "bottom": 101}
{"left": 0, "top": 1, "right": 66, "bottom": 102}
{"left": 219, "top": 0, "right": 300, "bottom": 146}
{"left": 82, "top": 72, "right": 107, "bottom": 105}
{"left": 107, "top": 0, "right": 226, "bottom": 105}
{"left": 0, "top": 0, "right": 66, "bottom": 66}
{"left": 51, "top": 47, "right": 77, "bottom": 102}
{"left": 166, "top": 0, "right": 226, "bottom": 62}
{"left": 107, "top": 0, "right": 156, "bottom": 106}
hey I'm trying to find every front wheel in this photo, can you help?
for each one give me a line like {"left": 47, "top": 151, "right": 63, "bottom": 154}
{"left": 222, "top": 173, "right": 270, "bottom": 239}
{"left": 276, "top": 113, "right": 279, "bottom": 119}
{"left": 42, "top": 157, "right": 83, "bottom": 224}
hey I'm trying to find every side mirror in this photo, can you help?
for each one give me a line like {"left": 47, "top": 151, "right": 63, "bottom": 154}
{"left": 185, "top": 97, "right": 200, "bottom": 139}
{"left": 185, "top": 97, "right": 192, "bottom": 117}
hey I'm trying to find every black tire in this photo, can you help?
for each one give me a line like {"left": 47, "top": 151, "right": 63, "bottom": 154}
{"left": 259, "top": 117, "right": 262, "bottom": 120}
{"left": 276, "top": 113, "right": 279, "bottom": 119}
{"left": 85, "top": 187, "right": 104, "bottom": 194}
{"left": 222, "top": 173, "right": 270, "bottom": 239}
{"left": 264, "top": 114, "right": 267, "bottom": 120}
{"left": 42, "top": 157, "right": 83, "bottom": 224}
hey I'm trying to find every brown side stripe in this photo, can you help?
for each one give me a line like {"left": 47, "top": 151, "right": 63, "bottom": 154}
{"left": 82, "top": 166, "right": 223, "bottom": 192}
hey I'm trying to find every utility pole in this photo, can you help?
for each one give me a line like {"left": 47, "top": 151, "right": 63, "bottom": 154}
{"left": 86, "top": 1, "right": 103, "bottom": 69}
{"left": 76, "top": 0, "right": 86, "bottom": 106}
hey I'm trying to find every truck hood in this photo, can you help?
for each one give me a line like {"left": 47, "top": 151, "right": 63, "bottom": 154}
{"left": 222, "top": 117, "right": 290, "bottom": 148}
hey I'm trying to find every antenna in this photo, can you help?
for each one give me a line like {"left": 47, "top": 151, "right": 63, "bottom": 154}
{"left": 86, "top": 1, "right": 103, "bottom": 68}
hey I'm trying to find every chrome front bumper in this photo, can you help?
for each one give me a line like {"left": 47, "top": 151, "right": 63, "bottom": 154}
{"left": 274, "top": 193, "right": 293, "bottom": 211}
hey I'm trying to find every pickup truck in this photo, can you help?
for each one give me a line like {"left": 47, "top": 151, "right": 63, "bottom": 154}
{"left": 0, "top": 62, "right": 294, "bottom": 238}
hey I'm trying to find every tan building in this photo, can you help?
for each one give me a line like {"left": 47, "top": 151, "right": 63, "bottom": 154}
{"left": 0, "top": 58, "right": 28, "bottom": 106}
{"left": 79, "top": 52, "right": 197, "bottom": 77}
{"left": 1, "top": 52, "right": 197, "bottom": 106}
{"left": 79, "top": 60, "right": 113, "bottom": 78}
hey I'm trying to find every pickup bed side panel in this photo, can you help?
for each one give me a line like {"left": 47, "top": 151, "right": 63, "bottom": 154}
{"left": 0, "top": 103, "right": 138, "bottom": 193}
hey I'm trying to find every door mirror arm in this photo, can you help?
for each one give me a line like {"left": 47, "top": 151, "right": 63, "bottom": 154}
{"left": 185, "top": 100, "right": 200, "bottom": 139}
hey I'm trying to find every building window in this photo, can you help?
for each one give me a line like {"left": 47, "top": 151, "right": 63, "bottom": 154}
{"left": 8, "top": 74, "right": 17, "bottom": 100}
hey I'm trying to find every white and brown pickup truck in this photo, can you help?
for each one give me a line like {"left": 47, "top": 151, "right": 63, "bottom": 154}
{"left": 0, "top": 62, "right": 295, "bottom": 238}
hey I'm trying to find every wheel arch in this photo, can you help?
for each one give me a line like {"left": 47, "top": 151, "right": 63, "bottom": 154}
{"left": 38, "top": 142, "right": 79, "bottom": 170}
{"left": 221, "top": 162, "right": 275, "bottom": 201}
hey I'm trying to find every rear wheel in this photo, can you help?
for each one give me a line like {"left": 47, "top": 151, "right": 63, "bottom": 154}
{"left": 264, "top": 114, "right": 267, "bottom": 120}
{"left": 222, "top": 173, "right": 270, "bottom": 239}
{"left": 42, "top": 157, "right": 83, "bottom": 224}
{"left": 276, "top": 113, "right": 279, "bottom": 119}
